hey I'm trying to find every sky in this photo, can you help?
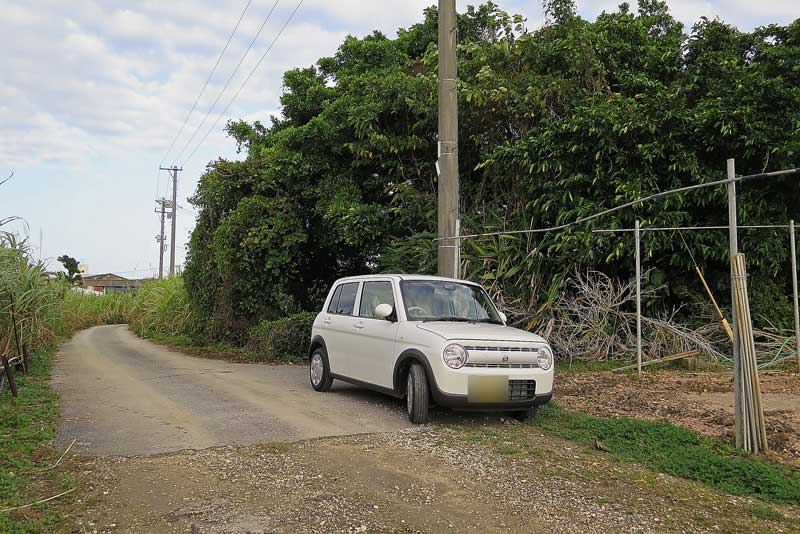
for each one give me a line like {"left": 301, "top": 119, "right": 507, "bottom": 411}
{"left": 1, "top": 0, "right": 797, "bottom": 278}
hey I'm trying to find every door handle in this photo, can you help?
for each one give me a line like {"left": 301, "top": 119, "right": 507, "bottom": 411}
{"left": 323, "top": 318, "right": 332, "bottom": 325}
{"left": 353, "top": 322, "right": 364, "bottom": 329}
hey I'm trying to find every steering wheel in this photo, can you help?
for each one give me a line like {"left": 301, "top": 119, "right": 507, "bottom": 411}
{"left": 407, "top": 306, "right": 426, "bottom": 316}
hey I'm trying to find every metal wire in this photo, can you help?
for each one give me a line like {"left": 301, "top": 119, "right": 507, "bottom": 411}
{"left": 172, "top": 0, "right": 283, "bottom": 165}
{"left": 592, "top": 224, "right": 790, "bottom": 233}
{"left": 435, "top": 168, "right": 799, "bottom": 241}
{"left": 182, "top": 0, "right": 306, "bottom": 166}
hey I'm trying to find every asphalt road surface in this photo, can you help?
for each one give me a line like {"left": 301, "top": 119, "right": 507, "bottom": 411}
{"left": 52, "top": 325, "right": 412, "bottom": 455}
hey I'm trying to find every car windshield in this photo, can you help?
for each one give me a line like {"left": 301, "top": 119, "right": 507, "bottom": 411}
{"left": 400, "top": 280, "right": 502, "bottom": 323}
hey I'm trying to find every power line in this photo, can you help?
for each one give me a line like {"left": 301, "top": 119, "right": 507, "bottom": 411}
{"left": 171, "top": 0, "right": 282, "bottom": 166}
{"left": 177, "top": 204, "right": 199, "bottom": 216}
{"left": 182, "top": 0, "right": 305, "bottom": 166}
{"left": 159, "top": 0, "right": 254, "bottom": 166}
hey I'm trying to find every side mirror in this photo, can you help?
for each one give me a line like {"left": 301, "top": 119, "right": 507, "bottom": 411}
{"left": 375, "top": 303, "right": 394, "bottom": 320}
{"left": 498, "top": 311, "right": 507, "bottom": 324}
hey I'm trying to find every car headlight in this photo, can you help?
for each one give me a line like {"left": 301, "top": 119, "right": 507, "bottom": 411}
{"left": 538, "top": 346, "right": 553, "bottom": 370}
{"left": 443, "top": 343, "right": 468, "bottom": 369}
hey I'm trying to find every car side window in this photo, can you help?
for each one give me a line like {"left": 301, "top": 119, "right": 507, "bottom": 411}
{"left": 334, "top": 282, "right": 359, "bottom": 315}
{"left": 359, "top": 281, "right": 395, "bottom": 318}
{"left": 326, "top": 285, "right": 343, "bottom": 314}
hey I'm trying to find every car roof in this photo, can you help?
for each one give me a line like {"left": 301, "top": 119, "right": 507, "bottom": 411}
{"left": 332, "top": 274, "right": 480, "bottom": 286}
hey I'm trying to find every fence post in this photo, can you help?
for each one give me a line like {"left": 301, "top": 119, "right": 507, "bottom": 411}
{"left": 790, "top": 220, "right": 799, "bottom": 371}
{"left": 727, "top": 158, "right": 744, "bottom": 449}
{"left": 1, "top": 354, "right": 17, "bottom": 397}
{"left": 635, "top": 219, "right": 642, "bottom": 374}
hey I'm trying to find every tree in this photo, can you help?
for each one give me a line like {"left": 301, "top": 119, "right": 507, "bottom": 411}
{"left": 57, "top": 255, "right": 81, "bottom": 284}
{"left": 184, "top": 1, "right": 800, "bottom": 340}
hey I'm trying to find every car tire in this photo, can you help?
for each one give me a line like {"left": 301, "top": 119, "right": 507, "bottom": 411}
{"left": 511, "top": 404, "right": 539, "bottom": 422}
{"left": 406, "top": 362, "right": 429, "bottom": 424}
{"left": 309, "top": 347, "right": 333, "bottom": 392}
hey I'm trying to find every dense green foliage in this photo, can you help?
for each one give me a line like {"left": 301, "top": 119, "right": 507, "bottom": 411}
{"left": 185, "top": 0, "right": 800, "bottom": 339}
{"left": 246, "top": 312, "right": 316, "bottom": 362}
{"left": 534, "top": 403, "right": 800, "bottom": 504}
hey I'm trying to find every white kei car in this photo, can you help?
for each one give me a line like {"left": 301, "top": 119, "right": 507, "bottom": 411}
{"left": 308, "top": 274, "right": 554, "bottom": 423}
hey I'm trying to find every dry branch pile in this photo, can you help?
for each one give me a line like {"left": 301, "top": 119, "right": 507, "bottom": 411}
{"left": 545, "top": 271, "right": 795, "bottom": 367}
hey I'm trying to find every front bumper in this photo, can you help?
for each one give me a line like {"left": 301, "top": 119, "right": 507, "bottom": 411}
{"left": 429, "top": 363, "right": 554, "bottom": 405}
{"left": 432, "top": 390, "right": 553, "bottom": 410}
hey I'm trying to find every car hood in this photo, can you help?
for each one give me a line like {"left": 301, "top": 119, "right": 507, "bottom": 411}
{"left": 415, "top": 322, "right": 547, "bottom": 343}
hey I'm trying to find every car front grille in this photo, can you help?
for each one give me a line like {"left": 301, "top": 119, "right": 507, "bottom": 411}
{"left": 508, "top": 379, "right": 536, "bottom": 401}
{"left": 463, "top": 346, "right": 540, "bottom": 353}
{"left": 465, "top": 362, "right": 539, "bottom": 369}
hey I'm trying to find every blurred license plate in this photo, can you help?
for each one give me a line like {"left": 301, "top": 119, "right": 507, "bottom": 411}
{"left": 468, "top": 375, "right": 508, "bottom": 402}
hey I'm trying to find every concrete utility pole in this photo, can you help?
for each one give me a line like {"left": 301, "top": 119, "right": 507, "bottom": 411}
{"left": 154, "top": 198, "right": 168, "bottom": 279}
{"left": 160, "top": 165, "right": 182, "bottom": 276}
{"left": 437, "top": 0, "right": 460, "bottom": 278}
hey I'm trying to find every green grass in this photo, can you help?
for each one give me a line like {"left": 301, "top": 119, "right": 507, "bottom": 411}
{"left": 749, "top": 505, "right": 785, "bottom": 521}
{"left": 533, "top": 403, "right": 800, "bottom": 505}
{"left": 556, "top": 359, "right": 726, "bottom": 374}
{"left": 0, "top": 350, "right": 70, "bottom": 533}
{"left": 556, "top": 360, "right": 623, "bottom": 373}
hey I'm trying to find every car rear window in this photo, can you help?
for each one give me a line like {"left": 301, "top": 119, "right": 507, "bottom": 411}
{"left": 359, "top": 281, "right": 395, "bottom": 318}
{"left": 330, "top": 282, "right": 358, "bottom": 315}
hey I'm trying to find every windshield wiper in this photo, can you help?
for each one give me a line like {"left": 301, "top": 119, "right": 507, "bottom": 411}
{"left": 421, "top": 317, "right": 474, "bottom": 323}
{"left": 474, "top": 318, "right": 503, "bottom": 324}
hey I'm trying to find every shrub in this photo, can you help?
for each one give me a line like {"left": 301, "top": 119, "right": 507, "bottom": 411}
{"left": 246, "top": 312, "right": 316, "bottom": 361}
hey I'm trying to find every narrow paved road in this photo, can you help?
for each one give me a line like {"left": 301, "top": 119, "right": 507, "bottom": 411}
{"left": 52, "top": 325, "right": 412, "bottom": 455}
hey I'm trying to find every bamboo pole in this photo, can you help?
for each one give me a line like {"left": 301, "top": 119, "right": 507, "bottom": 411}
{"left": 790, "top": 220, "right": 799, "bottom": 372}
{"left": 731, "top": 253, "right": 768, "bottom": 452}
{"left": 612, "top": 350, "right": 699, "bottom": 373}
{"left": 695, "top": 266, "right": 734, "bottom": 341}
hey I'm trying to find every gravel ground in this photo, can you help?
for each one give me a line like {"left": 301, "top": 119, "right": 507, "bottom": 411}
{"left": 45, "top": 329, "right": 800, "bottom": 532}
{"left": 52, "top": 424, "right": 799, "bottom": 534}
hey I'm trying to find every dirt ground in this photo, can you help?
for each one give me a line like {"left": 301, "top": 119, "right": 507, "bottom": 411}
{"left": 557, "top": 369, "right": 800, "bottom": 467}
{"left": 51, "top": 427, "right": 800, "bottom": 534}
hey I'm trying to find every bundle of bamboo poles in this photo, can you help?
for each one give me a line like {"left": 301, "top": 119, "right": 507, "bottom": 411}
{"left": 731, "top": 253, "right": 768, "bottom": 453}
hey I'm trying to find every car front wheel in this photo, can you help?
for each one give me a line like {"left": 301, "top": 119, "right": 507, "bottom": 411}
{"left": 309, "top": 347, "right": 333, "bottom": 392}
{"left": 406, "top": 362, "right": 429, "bottom": 424}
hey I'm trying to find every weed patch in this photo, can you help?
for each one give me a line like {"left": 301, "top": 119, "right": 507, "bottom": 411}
{"left": 0, "top": 350, "right": 71, "bottom": 532}
{"left": 534, "top": 403, "right": 800, "bottom": 504}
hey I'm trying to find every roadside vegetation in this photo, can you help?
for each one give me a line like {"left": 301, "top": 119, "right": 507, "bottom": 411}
{"left": 0, "top": 234, "right": 126, "bottom": 531}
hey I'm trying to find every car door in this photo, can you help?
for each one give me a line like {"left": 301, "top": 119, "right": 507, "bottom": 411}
{"left": 350, "top": 280, "right": 399, "bottom": 388}
{"left": 320, "top": 281, "right": 360, "bottom": 377}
